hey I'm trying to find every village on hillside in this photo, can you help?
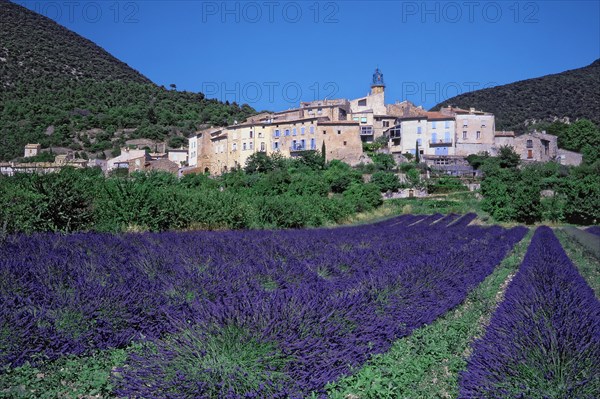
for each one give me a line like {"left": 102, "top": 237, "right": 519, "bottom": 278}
{"left": 0, "top": 68, "right": 583, "bottom": 178}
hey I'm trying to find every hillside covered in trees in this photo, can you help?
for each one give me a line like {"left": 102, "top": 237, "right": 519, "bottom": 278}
{"left": 432, "top": 59, "right": 600, "bottom": 132}
{"left": 0, "top": 0, "right": 256, "bottom": 161}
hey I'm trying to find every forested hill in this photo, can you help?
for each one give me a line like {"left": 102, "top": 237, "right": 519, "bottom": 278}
{"left": 431, "top": 59, "right": 600, "bottom": 132}
{"left": 0, "top": 0, "right": 256, "bottom": 161}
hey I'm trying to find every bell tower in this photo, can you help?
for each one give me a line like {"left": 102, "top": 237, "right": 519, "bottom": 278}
{"left": 371, "top": 67, "right": 385, "bottom": 95}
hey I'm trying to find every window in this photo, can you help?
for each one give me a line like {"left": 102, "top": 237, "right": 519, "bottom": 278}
{"left": 310, "top": 138, "right": 316, "bottom": 150}
{"left": 317, "top": 108, "right": 322, "bottom": 114}
{"left": 361, "top": 126, "right": 373, "bottom": 135}
{"left": 292, "top": 140, "right": 297, "bottom": 149}
{"left": 417, "top": 138, "right": 422, "bottom": 146}
{"left": 462, "top": 131, "right": 467, "bottom": 139}
{"left": 432, "top": 121, "right": 437, "bottom": 129}
{"left": 383, "top": 121, "right": 390, "bottom": 128}
{"left": 444, "top": 121, "right": 450, "bottom": 129}
{"left": 358, "top": 99, "right": 367, "bottom": 106}
{"left": 323, "top": 130, "right": 327, "bottom": 135}
{"left": 310, "top": 126, "right": 315, "bottom": 134}
{"left": 476, "top": 131, "right": 481, "bottom": 139}
{"left": 293, "top": 128, "right": 297, "bottom": 136}
{"left": 249, "top": 142, "right": 253, "bottom": 150}
{"left": 249, "top": 131, "right": 253, "bottom": 139}
{"left": 301, "top": 127, "right": 305, "bottom": 135}
{"left": 463, "top": 120, "right": 468, "bottom": 128}
{"left": 337, "top": 130, "right": 341, "bottom": 135}
{"left": 275, "top": 129, "right": 280, "bottom": 138}
{"left": 417, "top": 127, "right": 422, "bottom": 134}
{"left": 343, "top": 141, "right": 347, "bottom": 146}
{"left": 285, "top": 129, "right": 290, "bottom": 136}
{"left": 361, "top": 117, "right": 368, "bottom": 123}
{"left": 526, "top": 139, "right": 533, "bottom": 148}
{"left": 273, "top": 142, "right": 279, "bottom": 150}
{"left": 353, "top": 117, "right": 360, "bottom": 121}
{"left": 300, "top": 139, "right": 305, "bottom": 149}
{"left": 242, "top": 142, "right": 247, "bottom": 151}
{"left": 260, "top": 142, "right": 265, "bottom": 152}
{"left": 232, "top": 143, "right": 237, "bottom": 151}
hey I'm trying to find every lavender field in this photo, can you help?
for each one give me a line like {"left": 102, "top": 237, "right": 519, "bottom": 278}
{"left": 1, "top": 214, "right": 531, "bottom": 397}
{"left": 460, "top": 227, "right": 600, "bottom": 399}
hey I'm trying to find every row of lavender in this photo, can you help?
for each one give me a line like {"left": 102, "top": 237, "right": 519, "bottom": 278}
{"left": 460, "top": 227, "right": 600, "bottom": 398}
{"left": 1, "top": 214, "right": 526, "bottom": 397}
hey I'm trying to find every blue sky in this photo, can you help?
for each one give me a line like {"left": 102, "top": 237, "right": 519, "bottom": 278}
{"left": 17, "top": 0, "right": 600, "bottom": 111}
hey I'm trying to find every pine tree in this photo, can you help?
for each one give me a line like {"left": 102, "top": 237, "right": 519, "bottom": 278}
{"left": 415, "top": 140, "right": 420, "bottom": 163}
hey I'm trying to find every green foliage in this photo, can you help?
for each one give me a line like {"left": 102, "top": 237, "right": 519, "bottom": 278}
{"left": 0, "top": 158, "right": 389, "bottom": 233}
{"left": 406, "top": 168, "right": 426, "bottom": 190}
{"left": 560, "top": 119, "right": 600, "bottom": 155}
{"left": 0, "top": 2, "right": 256, "bottom": 161}
{"left": 415, "top": 141, "right": 420, "bottom": 163}
{"left": 0, "top": 346, "right": 133, "bottom": 399}
{"left": 168, "top": 136, "right": 187, "bottom": 148}
{"left": 0, "top": 168, "right": 97, "bottom": 233}
{"left": 362, "top": 136, "right": 389, "bottom": 153}
{"left": 497, "top": 145, "right": 521, "bottom": 169}
{"left": 428, "top": 175, "right": 468, "bottom": 194}
{"left": 561, "top": 173, "right": 600, "bottom": 225}
{"left": 17, "top": 152, "right": 56, "bottom": 164}
{"left": 324, "top": 160, "right": 363, "bottom": 193}
{"left": 466, "top": 152, "right": 490, "bottom": 170}
{"left": 244, "top": 152, "right": 286, "bottom": 174}
{"left": 119, "top": 326, "right": 291, "bottom": 398}
{"left": 370, "top": 171, "right": 401, "bottom": 192}
{"left": 432, "top": 59, "right": 600, "bottom": 132}
{"left": 343, "top": 183, "right": 383, "bottom": 213}
{"left": 369, "top": 153, "right": 396, "bottom": 171}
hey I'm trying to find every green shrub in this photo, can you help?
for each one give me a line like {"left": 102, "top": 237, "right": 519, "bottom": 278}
{"left": 371, "top": 171, "right": 401, "bottom": 192}
{"left": 343, "top": 183, "right": 383, "bottom": 213}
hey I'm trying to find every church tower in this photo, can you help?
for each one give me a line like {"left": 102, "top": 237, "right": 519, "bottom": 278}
{"left": 371, "top": 67, "right": 385, "bottom": 95}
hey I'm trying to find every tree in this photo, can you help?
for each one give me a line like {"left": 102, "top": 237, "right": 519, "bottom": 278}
{"left": 498, "top": 145, "right": 520, "bottom": 169}
{"left": 562, "top": 119, "right": 599, "bottom": 153}
{"left": 370, "top": 153, "right": 396, "bottom": 170}
{"left": 415, "top": 140, "right": 420, "bottom": 163}
{"left": 169, "top": 83, "right": 177, "bottom": 91}
{"left": 466, "top": 152, "right": 490, "bottom": 170}
{"left": 371, "top": 171, "right": 401, "bottom": 192}
{"left": 321, "top": 141, "right": 327, "bottom": 163}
